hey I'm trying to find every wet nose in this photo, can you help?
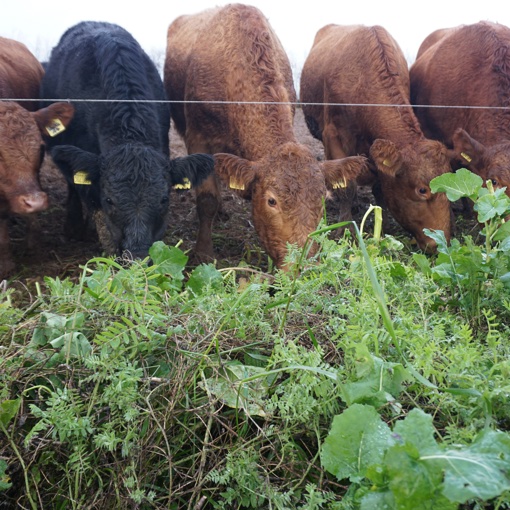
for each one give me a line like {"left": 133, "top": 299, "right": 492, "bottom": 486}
{"left": 15, "top": 192, "right": 48, "bottom": 214}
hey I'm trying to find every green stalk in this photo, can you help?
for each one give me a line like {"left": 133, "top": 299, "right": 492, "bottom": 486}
{"left": 278, "top": 237, "right": 314, "bottom": 337}
{"left": 0, "top": 422, "right": 38, "bottom": 510}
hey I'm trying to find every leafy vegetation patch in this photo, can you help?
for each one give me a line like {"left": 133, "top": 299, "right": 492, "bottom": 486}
{"left": 1, "top": 170, "right": 510, "bottom": 509}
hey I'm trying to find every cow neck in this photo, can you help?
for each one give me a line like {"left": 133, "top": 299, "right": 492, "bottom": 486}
{"left": 369, "top": 105, "right": 425, "bottom": 147}
{"left": 232, "top": 104, "right": 297, "bottom": 160}
{"left": 470, "top": 113, "right": 510, "bottom": 146}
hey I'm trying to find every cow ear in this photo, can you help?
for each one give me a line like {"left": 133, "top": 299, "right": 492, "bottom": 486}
{"left": 50, "top": 146, "right": 100, "bottom": 187}
{"left": 33, "top": 102, "right": 75, "bottom": 139}
{"left": 320, "top": 155, "right": 368, "bottom": 191}
{"left": 452, "top": 128, "right": 485, "bottom": 170}
{"left": 370, "top": 139, "right": 403, "bottom": 176}
{"left": 214, "top": 153, "right": 257, "bottom": 198}
{"left": 170, "top": 153, "right": 215, "bottom": 190}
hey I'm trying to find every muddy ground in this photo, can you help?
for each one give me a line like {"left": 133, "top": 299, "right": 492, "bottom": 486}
{"left": 6, "top": 108, "right": 477, "bottom": 297}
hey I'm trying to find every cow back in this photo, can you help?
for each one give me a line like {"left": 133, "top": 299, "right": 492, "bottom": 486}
{"left": 164, "top": 3, "right": 297, "bottom": 158}
{"left": 42, "top": 21, "right": 170, "bottom": 154}
{"left": 301, "top": 24, "right": 422, "bottom": 155}
{"left": 410, "top": 21, "right": 510, "bottom": 146}
{"left": 0, "top": 36, "right": 44, "bottom": 112}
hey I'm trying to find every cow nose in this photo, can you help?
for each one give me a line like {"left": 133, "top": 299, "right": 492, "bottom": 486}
{"left": 16, "top": 192, "right": 49, "bottom": 214}
{"left": 120, "top": 247, "right": 151, "bottom": 261}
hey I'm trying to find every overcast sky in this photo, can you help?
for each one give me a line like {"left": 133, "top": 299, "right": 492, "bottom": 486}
{"left": 2, "top": 0, "right": 508, "bottom": 74}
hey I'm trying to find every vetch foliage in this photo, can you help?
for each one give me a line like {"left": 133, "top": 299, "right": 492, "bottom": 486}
{"left": 1, "top": 198, "right": 510, "bottom": 508}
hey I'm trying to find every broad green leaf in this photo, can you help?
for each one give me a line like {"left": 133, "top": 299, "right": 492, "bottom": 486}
{"left": 149, "top": 241, "right": 188, "bottom": 280}
{"left": 437, "top": 429, "right": 510, "bottom": 503}
{"left": 360, "top": 490, "right": 396, "bottom": 510}
{"left": 201, "top": 363, "right": 270, "bottom": 417}
{"left": 386, "top": 444, "right": 453, "bottom": 510}
{"left": 49, "top": 332, "right": 92, "bottom": 358}
{"left": 383, "top": 411, "right": 452, "bottom": 509}
{"left": 31, "top": 312, "right": 87, "bottom": 348}
{"left": 422, "top": 229, "right": 450, "bottom": 254}
{"left": 412, "top": 253, "right": 431, "bottom": 275}
{"left": 31, "top": 312, "right": 66, "bottom": 346}
{"left": 430, "top": 262, "right": 456, "bottom": 281}
{"left": 389, "top": 262, "right": 407, "bottom": 279}
{"left": 474, "top": 191, "right": 510, "bottom": 223}
{"left": 500, "top": 272, "right": 510, "bottom": 288}
{"left": 430, "top": 168, "right": 483, "bottom": 202}
{"left": 392, "top": 409, "right": 439, "bottom": 454}
{"left": 0, "top": 398, "right": 21, "bottom": 428}
{"left": 499, "top": 237, "right": 510, "bottom": 253}
{"left": 0, "top": 459, "right": 11, "bottom": 491}
{"left": 341, "top": 355, "right": 411, "bottom": 407}
{"left": 493, "top": 220, "right": 510, "bottom": 241}
{"left": 321, "top": 404, "right": 394, "bottom": 482}
{"left": 186, "top": 264, "right": 223, "bottom": 296}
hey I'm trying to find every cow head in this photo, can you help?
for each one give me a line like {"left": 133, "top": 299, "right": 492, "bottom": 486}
{"left": 452, "top": 128, "right": 510, "bottom": 197}
{"left": 0, "top": 101, "right": 74, "bottom": 216}
{"left": 214, "top": 142, "right": 367, "bottom": 269}
{"left": 370, "top": 138, "right": 452, "bottom": 253}
{"left": 51, "top": 144, "right": 215, "bottom": 258}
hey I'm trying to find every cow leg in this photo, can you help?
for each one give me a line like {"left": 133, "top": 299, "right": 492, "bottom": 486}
{"left": 0, "top": 217, "right": 15, "bottom": 279}
{"left": 323, "top": 124, "right": 357, "bottom": 226}
{"left": 25, "top": 215, "right": 42, "bottom": 250}
{"left": 64, "top": 184, "right": 86, "bottom": 240}
{"left": 194, "top": 173, "right": 221, "bottom": 262}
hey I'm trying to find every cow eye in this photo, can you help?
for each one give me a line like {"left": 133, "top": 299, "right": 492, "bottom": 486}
{"left": 491, "top": 179, "right": 498, "bottom": 186}
{"left": 268, "top": 197, "right": 277, "bottom": 207}
{"left": 418, "top": 187, "right": 428, "bottom": 195}
{"left": 105, "top": 197, "right": 114, "bottom": 205}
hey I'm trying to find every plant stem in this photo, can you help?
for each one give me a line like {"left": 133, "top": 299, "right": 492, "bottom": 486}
{"left": 0, "top": 422, "right": 38, "bottom": 510}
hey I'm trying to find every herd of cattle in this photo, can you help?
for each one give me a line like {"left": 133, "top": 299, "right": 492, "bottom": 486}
{"left": 1, "top": 3, "right": 509, "bottom": 279}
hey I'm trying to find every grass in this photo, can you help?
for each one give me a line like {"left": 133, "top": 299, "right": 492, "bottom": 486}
{"left": 1, "top": 170, "right": 510, "bottom": 509}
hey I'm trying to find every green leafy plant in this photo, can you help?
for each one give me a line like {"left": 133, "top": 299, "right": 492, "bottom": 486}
{"left": 2, "top": 211, "right": 510, "bottom": 509}
{"left": 321, "top": 404, "right": 510, "bottom": 508}
{"left": 415, "top": 169, "right": 510, "bottom": 320}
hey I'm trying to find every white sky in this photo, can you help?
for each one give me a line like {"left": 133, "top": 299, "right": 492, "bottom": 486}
{"left": 1, "top": 1, "right": 508, "bottom": 76}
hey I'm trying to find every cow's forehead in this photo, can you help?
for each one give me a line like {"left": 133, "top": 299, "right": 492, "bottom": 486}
{"left": 0, "top": 106, "right": 38, "bottom": 140}
{"left": 486, "top": 142, "right": 510, "bottom": 163}
{"left": 400, "top": 141, "right": 450, "bottom": 180}
{"left": 102, "top": 147, "right": 169, "bottom": 182}
{"left": 0, "top": 108, "right": 42, "bottom": 163}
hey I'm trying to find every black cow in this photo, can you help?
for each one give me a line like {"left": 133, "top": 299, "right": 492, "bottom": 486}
{"left": 41, "top": 21, "right": 214, "bottom": 258}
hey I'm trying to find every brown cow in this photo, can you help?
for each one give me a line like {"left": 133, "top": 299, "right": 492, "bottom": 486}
{"left": 300, "top": 24, "right": 452, "bottom": 252}
{"left": 164, "top": 4, "right": 367, "bottom": 269}
{"left": 0, "top": 37, "right": 74, "bottom": 279}
{"left": 410, "top": 21, "right": 510, "bottom": 195}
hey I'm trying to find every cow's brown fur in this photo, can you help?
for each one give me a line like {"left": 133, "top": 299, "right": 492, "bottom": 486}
{"left": 410, "top": 21, "right": 510, "bottom": 193}
{"left": 0, "top": 37, "right": 74, "bottom": 279}
{"left": 300, "top": 24, "right": 452, "bottom": 252}
{"left": 0, "top": 37, "right": 44, "bottom": 112}
{"left": 164, "top": 4, "right": 367, "bottom": 269}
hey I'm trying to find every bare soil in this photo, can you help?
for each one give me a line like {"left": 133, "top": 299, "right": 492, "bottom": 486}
{"left": 6, "top": 108, "right": 475, "bottom": 297}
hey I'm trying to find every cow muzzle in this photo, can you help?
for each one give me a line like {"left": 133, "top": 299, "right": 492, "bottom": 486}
{"left": 11, "top": 192, "right": 49, "bottom": 215}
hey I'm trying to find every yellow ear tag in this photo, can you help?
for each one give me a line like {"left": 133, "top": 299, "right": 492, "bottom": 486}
{"left": 45, "top": 118, "right": 66, "bottom": 137}
{"left": 229, "top": 177, "right": 245, "bottom": 191}
{"left": 332, "top": 176, "right": 347, "bottom": 189}
{"left": 74, "top": 171, "right": 92, "bottom": 185}
{"left": 460, "top": 152, "right": 472, "bottom": 163}
{"left": 173, "top": 177, "right": 191, "bottom": 190}
{"left": 382, "top": 159, "right": 391, "bottom": 167}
